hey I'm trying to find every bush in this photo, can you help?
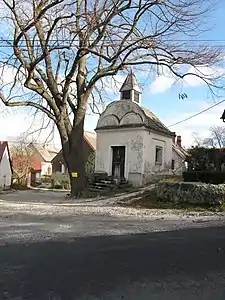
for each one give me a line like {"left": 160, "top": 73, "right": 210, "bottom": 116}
{"left": 183, "top": 171, "right": 225, "bottom": 184}
{"left": 51, "top": 172, "right": 70, "bottom": 190}
{"left": 157, "top": 182, "right": 225, "bottom": 205}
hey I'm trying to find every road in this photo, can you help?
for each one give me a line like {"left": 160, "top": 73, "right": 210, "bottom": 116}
{"left": 1, "top": 190, "right": 225, "bottom": 299}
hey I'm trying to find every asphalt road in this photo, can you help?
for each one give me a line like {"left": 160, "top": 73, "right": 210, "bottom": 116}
{"left": 1, "top": 225, "right": 225, "bottom": 299}
{"left": 1, "top": 191, "right": 225, "bottom": 299}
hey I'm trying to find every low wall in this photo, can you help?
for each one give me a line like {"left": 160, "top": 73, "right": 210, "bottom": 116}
{"left": 157, "top": 182, "right": 225, "bottom": 205}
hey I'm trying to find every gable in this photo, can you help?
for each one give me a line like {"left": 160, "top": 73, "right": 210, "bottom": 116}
{"left": 28, "top": 143, "right": 58, "bottom": 162}
{"left": 96, "top": 100, "right": 174, "bottom": 137}
{"left": 0, "top": 141, "right": 13, "bottom": 173}
{"left": 0, "top": 142, "right": 7, "bottom": 163}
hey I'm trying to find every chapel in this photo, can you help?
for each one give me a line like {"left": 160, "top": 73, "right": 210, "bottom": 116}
{"left": 95, "top": 71, "right": 186, "bottom": 186}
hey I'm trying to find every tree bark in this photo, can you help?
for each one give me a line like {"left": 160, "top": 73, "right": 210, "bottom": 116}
{"left": 60, "top": 118, "right": 86, "bottom": 198}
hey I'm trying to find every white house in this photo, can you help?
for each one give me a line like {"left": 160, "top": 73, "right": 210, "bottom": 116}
{"left": 172, "top": 135, "right": 189, "bottom": 174}
{"left": 95, "top": 71, "right": 187, "bottom": 187}
{"left": 0, "top": 141, "right": 13, "bottom": 190}
{"left": 27, "top": 143, "right": 58, "bottom": 176}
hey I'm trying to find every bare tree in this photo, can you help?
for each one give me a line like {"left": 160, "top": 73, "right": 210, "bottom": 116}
{"left": 10, "top": 135, "right": 35, "bottom": 186}
{"left": 203, "top": 126, "right": 225, "bottom": 148}
{"left": 0, "top": 0, "right": 224, "bottom": 196}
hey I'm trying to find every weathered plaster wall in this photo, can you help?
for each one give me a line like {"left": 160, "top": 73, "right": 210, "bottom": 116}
{"left": 95, "top": 100, "right": 174, "bottom": 186}
{"left": 97, "top": 101, "right": 145, "bottom": 129}
{"left": 95, "top": 128, "right": 145, "bottom": 184}
{"left": 172, "top": 148, "right": 186, "bottom": 174}
{"left": 0, "top": 148, "right": 12, "bottom": 189}
{"left": 142, "top": 131, "right": 173, "bottom": 184}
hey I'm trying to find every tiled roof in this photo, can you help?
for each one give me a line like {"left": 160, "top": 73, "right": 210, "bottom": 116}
{"left": 172, "top": 143, "right": 189, "bottom": 159}
{"left": 119, "top": 71, "right": 142, "bottom": 93}
{"left": 29, "top": 143, "right": 58, "bottom": 162}
{"left": 51, "top": 131, "right": 96, "bottom": 163}
{"left": 142, "top": 107, "right": 174, "bottom": 136}
{"left": 0, "top": 141, "right": 7, "bottom": 163}
{"left": 84, "top": 131, "right": 96, "bottom": 151}
{"left": 12, "top": 155, "right": 41, "bottom": 172}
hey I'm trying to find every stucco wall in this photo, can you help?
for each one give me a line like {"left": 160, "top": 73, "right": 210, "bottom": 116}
{"left": 95, "top": 128, "right": 145, "bottom": 183}
{"left": 95, "top": 128, "right": 174, "bottom": 186}
{"left": 0, "top": 148, "right": 12, "bottom": 189}
{"left": 142, "top": 131, "right": 173, "bottom": 184}
{"left": 41, "top": 162, "right": 52, "bottom": 176}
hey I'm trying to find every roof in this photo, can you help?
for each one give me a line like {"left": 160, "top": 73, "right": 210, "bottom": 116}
{"left": 119, "top": 71, "right": 142, "bottom": 93}
{"left": 96, "top": 100, "right": 174, "bottom": 137}
{"left": 142, "top": 107, "right": 174, "bottom": 136}
{"left": 12, "top": 155, "right": 42, "bottom": 172}
{"left": 84, "top": 131, "right": 96, "bottom": 151}
{"left": 0, "top": 141, "right": 7, "bottom": 163}
{"left": 0, "top": 141, "right": 13, "bottom": 173}
{"left": 51, "top": 131, "right": 96, "bottom": 163}
{"left": 29, "top": 143, "right": 58, "bottom": 162}
{"left": 172, "top": 143, "right": 189, "bottom": 159}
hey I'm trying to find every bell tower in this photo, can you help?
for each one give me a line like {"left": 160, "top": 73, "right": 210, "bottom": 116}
{"left": 119, "top": 70, "right": 142, "bottom": 105}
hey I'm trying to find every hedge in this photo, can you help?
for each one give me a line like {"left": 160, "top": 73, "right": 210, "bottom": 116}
{"left": 183, "top": 171, "right": 225, "bottom": 184}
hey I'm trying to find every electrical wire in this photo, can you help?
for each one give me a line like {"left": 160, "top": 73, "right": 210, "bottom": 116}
{"left": 168, "top": 99, "right": 225, "bottom": 127}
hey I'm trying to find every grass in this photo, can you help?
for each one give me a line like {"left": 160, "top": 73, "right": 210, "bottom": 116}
{"left": 118, "top": 188, "right": 225, "bottom": 212}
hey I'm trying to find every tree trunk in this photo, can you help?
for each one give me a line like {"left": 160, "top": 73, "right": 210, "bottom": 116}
{"left": 61, "top": 118, "right": 86, "bottom": 198}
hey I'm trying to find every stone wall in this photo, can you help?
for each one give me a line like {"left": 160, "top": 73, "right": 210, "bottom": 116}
{"left": 157, "top": 182, "right": 225, "bottom": 205}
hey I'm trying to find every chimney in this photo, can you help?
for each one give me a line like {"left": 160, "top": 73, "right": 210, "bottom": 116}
{"left": 176, "top": 135, "right": 182, "bottom": 147}
{"left": 172, "top": 132, "right": 176, "bottom": 144}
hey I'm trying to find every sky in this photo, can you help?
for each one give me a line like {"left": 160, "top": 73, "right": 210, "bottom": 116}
{"left": 1, "top": 1, "right": 225, "bottom": 149}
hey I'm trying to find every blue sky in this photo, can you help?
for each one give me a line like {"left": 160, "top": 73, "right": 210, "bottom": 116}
{"left": 1, "top": 1, "right": 225, "bottom": 148}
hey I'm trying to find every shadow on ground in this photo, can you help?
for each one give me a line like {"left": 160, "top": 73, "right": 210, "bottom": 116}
{"left": 1, "top": 226, "right": 225, "bottom": 299}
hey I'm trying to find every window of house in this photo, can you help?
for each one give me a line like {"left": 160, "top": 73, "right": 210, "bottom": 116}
{"left": 122, "top": 90, "right": 131, "bottom": 99}
{"left": 171, "top": 159, "right": 175, "bottom": 170}
{"left": 155, "top": 146, "right": 163, "bottom": 165}
{"left": 134, "top": 91, "right": 140, "bottom": 103}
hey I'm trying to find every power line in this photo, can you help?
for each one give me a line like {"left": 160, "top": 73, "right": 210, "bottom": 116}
{"left": 168, "top": 99, "right": 225, "bottom": 128}
{"left": 1, "top": 39, "right": 225, "bottom": 42}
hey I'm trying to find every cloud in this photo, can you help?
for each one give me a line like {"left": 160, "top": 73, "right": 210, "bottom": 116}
{"left": 162, "top": 100, "right": 224, "bottom": 147}
{"left": 183, "top": 66, "right": 225, "bottom": 87}
{"left": 149, "top": 75, "right": 176, "bottom": 94}
{"left": 149, "top": 65, "right": 225, "bottom": 94}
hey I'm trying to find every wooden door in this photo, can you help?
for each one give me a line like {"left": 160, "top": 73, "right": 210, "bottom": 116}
{"left": 112, "top": 146, "right": 125, "bottom": 179}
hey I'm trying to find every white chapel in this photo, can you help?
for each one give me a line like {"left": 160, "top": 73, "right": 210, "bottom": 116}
{"left": 95, "top": 71, "right": 186, "bottom": 187}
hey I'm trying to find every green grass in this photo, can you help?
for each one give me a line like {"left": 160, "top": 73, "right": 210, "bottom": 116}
{"left": 119, "top": 189, "right": 225, "bottom": 212}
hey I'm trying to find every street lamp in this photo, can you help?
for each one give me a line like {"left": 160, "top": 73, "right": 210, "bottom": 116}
{"left": 221, "top": 109, "right": 225, "bottom": 122}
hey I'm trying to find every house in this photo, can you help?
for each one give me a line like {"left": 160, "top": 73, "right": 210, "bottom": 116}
{"left": 51, "top": 131, "right": 96, "bottom": 173}
{"left": 172, "top": 135, "right": 188, "bottom": 174}
{"left": 0, "top": 141, "right": 13, "bottom": 190}
{"left": 12, "top": 155, "right": 42, "bottom": 186}
{"left": 95, "top": 71, "right": 186, "bottom": 187}
{"left": 27, "top": 143, "right": 58, "bottom": 176}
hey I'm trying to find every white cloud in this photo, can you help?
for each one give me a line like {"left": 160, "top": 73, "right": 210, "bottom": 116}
{"left": 163, "top": 100, "right": 224, "bottom": 147}
{"left": 150, "top": 75, "right": 176, "bottom": 94}
{"left": 183, "top": 66, "right": 225, "bottom": 87}
{"left": 149, "top": 65, "right": 225, "bottom": 94}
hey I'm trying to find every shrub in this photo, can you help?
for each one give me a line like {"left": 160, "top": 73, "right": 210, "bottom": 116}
{"left": 183, "top": 171, "right": 225, "bottom": 184}
{"left": 51, "top": 172, "right": 70, "bottom": 190}
{"left": 157, "top": 182, "right": 225, "bottom": 205}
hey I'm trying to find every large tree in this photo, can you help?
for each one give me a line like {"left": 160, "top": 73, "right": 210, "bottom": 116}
{"left": 0, "top": 0, "right": 223, "bottom": 196}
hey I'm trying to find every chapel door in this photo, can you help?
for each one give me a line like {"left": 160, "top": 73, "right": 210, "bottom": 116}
{"left": 112, "top": 146, "right": 125, "bottom": 180}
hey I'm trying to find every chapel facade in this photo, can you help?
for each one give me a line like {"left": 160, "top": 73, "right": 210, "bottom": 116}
{"left": 95, "top": 71, "right": 184, "bottom": 187}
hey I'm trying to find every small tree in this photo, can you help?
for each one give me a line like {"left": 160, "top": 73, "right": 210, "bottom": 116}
{"left": 11, "top": 137, "right": 35, "bottom": 186}
{"left": 0, "top": 0, "right": 224, "bottom": 196}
